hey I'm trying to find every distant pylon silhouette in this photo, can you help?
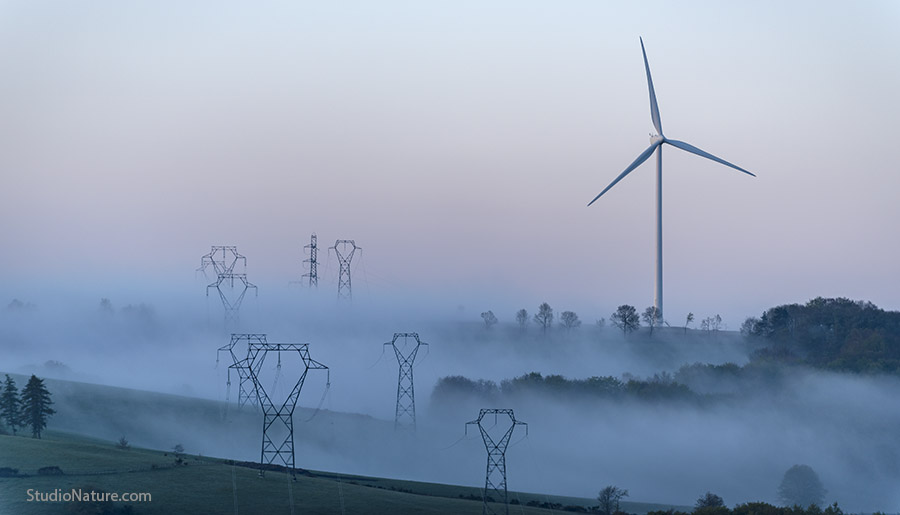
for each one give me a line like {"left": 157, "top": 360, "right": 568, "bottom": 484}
{"left": 197, "top": 245, "right": 257, "bottom": 325}
{"left": 330, "top": 240, "right": 360, "bottom": 300}
{"left": 302, "top": 233, "right": 318, "bottom": 288}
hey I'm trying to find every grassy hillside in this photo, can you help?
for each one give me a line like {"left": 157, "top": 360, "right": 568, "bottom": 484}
{"left": 0, "top": 431, "right": 685, "bottom": 515}
{"left": 0, "top": 375, "right": 692, "bottom": 514}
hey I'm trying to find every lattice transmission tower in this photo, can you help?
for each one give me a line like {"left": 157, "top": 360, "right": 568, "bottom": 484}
{"left": 302, "top": 233, "right": 318, "bottom": 288}
{"left": 329, "top": 239, "right": 360, "bottom": 300}
{"left": 216, "top": 333, "right": 267, "bottom": 408}
{"left": 239, "top": 335, "right": 329, "bottom": 477}
{"left": 384, "top": 333, "right": 428, "bottom": 432}
{"left": 466, "top": 409, "right": 528, "bottom": 515}
{"left": 197, "top": 245, "right": 257, "bottom": 325}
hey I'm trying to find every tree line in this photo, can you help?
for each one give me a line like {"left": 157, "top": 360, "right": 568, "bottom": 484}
{"left": 1, "top": 374, "right": 55, "bottom": 438}
{"left": 432, "top": 371, "right": 699, "bottom": 406}
{"left": 481, "top": 303, "right": 725, "bottom": 338}
{"left": 546, "top": 464, "right": 854, "bottom": 514}
{"left": 594, "top": 465, "right": 864, "bottom": 515}
{"left": 483, "top": 303, "right": 582, "bottom": 333}
{"left": 432, "top": 349, "right": 884, "bottom": 409}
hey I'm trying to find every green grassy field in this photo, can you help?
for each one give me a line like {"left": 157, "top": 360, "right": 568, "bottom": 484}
{"left": 0, "top": 430, "right": 686, "bottom": 515}
{"left": 0, "top": 374, "right": 692, "bottom": 514}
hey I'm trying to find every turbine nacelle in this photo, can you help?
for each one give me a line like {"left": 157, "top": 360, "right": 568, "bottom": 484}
{"left": 588, "top": 38, "right": 755, "bottom": 209}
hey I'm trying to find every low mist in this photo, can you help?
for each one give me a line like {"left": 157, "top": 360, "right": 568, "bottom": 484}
{"left": 2, "top": 288, "right": 899, "bottom": 513}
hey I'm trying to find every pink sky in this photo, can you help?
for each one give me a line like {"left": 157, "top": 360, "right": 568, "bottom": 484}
{"left": 2, "top": 1, "right": 899, "bottom": 327}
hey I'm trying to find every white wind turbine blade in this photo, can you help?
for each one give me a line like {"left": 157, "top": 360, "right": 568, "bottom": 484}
{"left": 665, "top": 139, "right": 756, "bottom": 177}
{"left": 640, "top": 37, "right": 663, "bottom": 135}
{"left": 588, "top": 141, "right": 661, "bottom": 206}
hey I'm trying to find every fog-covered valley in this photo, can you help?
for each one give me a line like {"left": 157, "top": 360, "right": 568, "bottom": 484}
{"left": 3, "top": 291, "right": 899, "bottom": 513}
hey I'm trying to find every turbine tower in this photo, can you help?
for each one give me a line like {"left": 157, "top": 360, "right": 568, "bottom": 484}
{"left": 589, "top": 38, "right": 755, "bottom": 320}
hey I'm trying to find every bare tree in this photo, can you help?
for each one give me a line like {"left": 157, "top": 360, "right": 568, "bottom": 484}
{"left": 611, "top": 305, "right": 640, "bottom": 336}
{"left": 597, "top": 485, "right": 629, "bottom": 515}
{"left": 515, "top": 309, "right": 529, "bottom": 329}
{"left": 480, "top": 310, "right": 498, "bottom": 329}
{"left": 534, "top": 303, "right": 554, "bottom": 333}
{"left": 560, "top": 311, "right": 581, "bottom": 332}
{"left": 642, "top": 306, "right": 661, "bottom": 336}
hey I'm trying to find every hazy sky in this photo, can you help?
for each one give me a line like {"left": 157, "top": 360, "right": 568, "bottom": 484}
{"left": 2, "top": 1, "right": 899, "bottom": 327}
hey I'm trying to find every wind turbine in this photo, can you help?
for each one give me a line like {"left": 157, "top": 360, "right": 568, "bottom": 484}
{"left": 589, "top": 38, "right": 755, "bottom": 321}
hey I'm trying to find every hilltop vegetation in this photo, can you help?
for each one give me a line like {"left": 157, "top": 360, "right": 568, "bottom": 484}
{"left": 745, "top": 297, "right": 900, "bottom": 373}
{"left": 433, "top": 298, "right": 900, "bottom": 410}
{"left": 480, "top": 298, "right": 900, "bottom": 375}
{"left": 648, "top": 501, "right": 854, "bottom": 515}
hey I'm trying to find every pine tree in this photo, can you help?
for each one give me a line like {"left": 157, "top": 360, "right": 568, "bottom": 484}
{"left": 1, "top": 375, "right": 22, "bottom": 435}
{"left": 20, "top": 375, "right": 55, "bottom": 439}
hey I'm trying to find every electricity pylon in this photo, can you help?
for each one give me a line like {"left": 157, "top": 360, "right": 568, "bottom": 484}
{"left": 302, "top": 233, "right": 318, "bottom": 288}
{"left": 384, "top": 333, "right": 427, "bottom": 432}
{"left": 466, "top": 409, "right": 527, "bottom": 515}
{"left": 244, "top": 337, "right": 329, "bottom": 477}
{"left": 198, "top": 245, "right": 257, "bottom": 325}
{"left": 329, "top": 240, "right": 360, "bottom": 300}
{"left": 216, "top": 333, "right": 267, "bottom": 408}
